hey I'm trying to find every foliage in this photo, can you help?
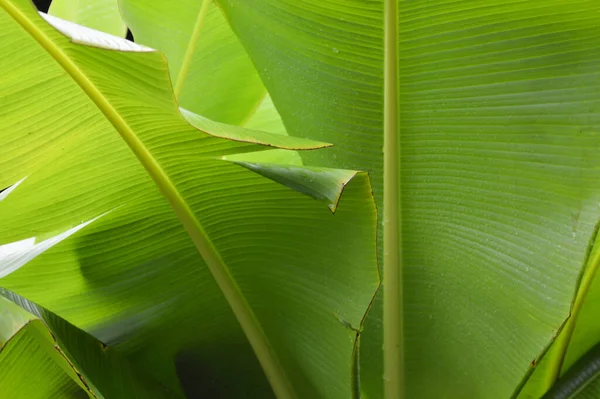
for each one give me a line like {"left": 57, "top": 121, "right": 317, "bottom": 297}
{"left": 1, "top": 0, "right": 600, "bottom": 398}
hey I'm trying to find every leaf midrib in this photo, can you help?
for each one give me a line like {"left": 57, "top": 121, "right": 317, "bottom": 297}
{"left": 0, "top": 2, "right": 296, "bottom": 398}
{"left": 383, "top": 0, "right": 403, "bottom": 398}
{"left": 173, "top": 0, "right": 210, "bottom": 99}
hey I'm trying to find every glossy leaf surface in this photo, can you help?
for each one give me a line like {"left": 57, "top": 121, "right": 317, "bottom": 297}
{"left": 216, "top": 0, "right": 600, "bottom": 397}
{"left": 0, "top": 2, "right": 378, "bottom": 398}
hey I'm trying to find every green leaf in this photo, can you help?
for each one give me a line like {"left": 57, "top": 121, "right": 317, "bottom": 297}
{"left": 0, "top": 2, "right": 379, "bottom": 398}
{"left": 49, "top": 0, "right": 127, "bottom": 37}
{"left": 560, "top": 242, "right": 600, "bottom": 391}
{"left": 225, "top": 160, "right": 359, "bottom": 212}
{"left": 524, "top": 341, "right": 600, "bottom": 399}
{"left": 223, "top": 149, "right": 304, "bottom": 166}
{"left": 243, "top": 95, "right": 288, "bottom": 135}
{"left": 0, "top": 297, "right": 89, "bottom": 398}
{"left": 119, "top": 0, "right": 270, "bottom": 125}
{"left": 0, "top": 295, "right": 35, "bottom": 347}
{"left": 0, "top": 214, "right": 104, "bottom": 279}
{"left": 517, "top": 224, "right": 600, "bottom": 398}
{"left": 181, "top": 108, "right": 331, "bottom": 150}
{"left": 577, "top": 379, "right": 600, "bottom": 399}
{"left": 0, "top": 321, "right": 88, "bottom": 398}
{"left": 216, "top": 1, "right": 600, "bottom": 397}
{"left": 1, "top": 289, "right": 184, "bottom": 398}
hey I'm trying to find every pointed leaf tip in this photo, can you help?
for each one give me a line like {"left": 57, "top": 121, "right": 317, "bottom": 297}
{"left": 181, "top": 108, "right": 332, "bottom": 150}
{"left": 227, "top": 159, "right": 358, "bottom": 213}
{"left": 0, "top": 177, "right": 27, "bottom": 202}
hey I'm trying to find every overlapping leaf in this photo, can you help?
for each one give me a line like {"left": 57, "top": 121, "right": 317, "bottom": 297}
{"left": 49, "top": 0, "right": 126, "bottom": 37}
{"left": 0, "top": 296, "right": 88, "bottom": 398}
{"left": 0, "top": 1, "right": 378, "bottom": 398}
{"left": 0, "top": 320, "right": 88, "bottom": 399}
{"left": 119, "top": 0, "right": 271, "bottom": 126}
{"left": 216, "top": 0, "right": 600, "bottom": 397}
{"left": 0, "top": 291, "right": 182, "bottom": 398}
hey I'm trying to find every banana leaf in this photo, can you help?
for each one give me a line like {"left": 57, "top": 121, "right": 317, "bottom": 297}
{"left": 215, "top": 0, "right": 600, "bottom": 397}
{"left": 49, "top": 0, "right": 126, "bottom": 37}
{"left": 0, "top": 297, "right": 89, "bottom": 398}
{"left": 119, "top": 0, "right": 270, "bottom": 126}
{"left": 0, "top": 1, "right": 379, "bottom": 398}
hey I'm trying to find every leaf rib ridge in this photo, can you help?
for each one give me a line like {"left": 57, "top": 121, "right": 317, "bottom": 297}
{"left": 383, "top": 0, "right": 402, "bottom": 398}
{"left": 0, "top": 2, "right": 296, "bottom": 398}
{"left": 544, "top": 221, "right": 600, "bottom": 390}
{"left": 173, "top": 0, "right": 209, "bottom": 98}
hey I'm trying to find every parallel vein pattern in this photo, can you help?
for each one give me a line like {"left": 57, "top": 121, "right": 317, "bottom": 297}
{"left": 0, "top": 1, "right": 379, "bottom": 398}
{"left": 1, "top": 1, "right": 294, "bottom": 397}
{"left": 215, "top": 0, "right": 600, "bottom": 397}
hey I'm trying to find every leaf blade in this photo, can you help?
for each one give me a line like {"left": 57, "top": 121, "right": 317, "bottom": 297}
{"left": 216, "top": 1, "right": 600, "bottom": 397}
{"left": 0, "top": 4, "right": 296, "bottom": 398}
{"left": 119, "top": 0, "right": 270, "bottom": 125}
{"left": 1, "top": 3, "right": 380, "bottom": 398}
{"left": 49, "top": 0, "right": 127, "bottom": 37}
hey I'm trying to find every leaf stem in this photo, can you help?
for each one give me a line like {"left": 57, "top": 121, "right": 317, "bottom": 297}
{"left": 544, "top": 223, "right": 600, "bottom": 391}
{"left": 383, "top": 0, "right": 403, "bottom": 398}
{"left": 1, "top": 2, "right": 297, "bottom": 398}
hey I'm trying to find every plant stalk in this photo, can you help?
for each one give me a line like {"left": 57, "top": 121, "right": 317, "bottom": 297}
{"left": 383, "top": 0, "right": 403, "bottom": 397}
{"left": 544, "top": 225, "right": 600, "bottom": 391}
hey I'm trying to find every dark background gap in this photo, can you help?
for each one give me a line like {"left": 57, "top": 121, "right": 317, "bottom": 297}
{"left": 32, "top": 0, "right": 134, "bottom": 41}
